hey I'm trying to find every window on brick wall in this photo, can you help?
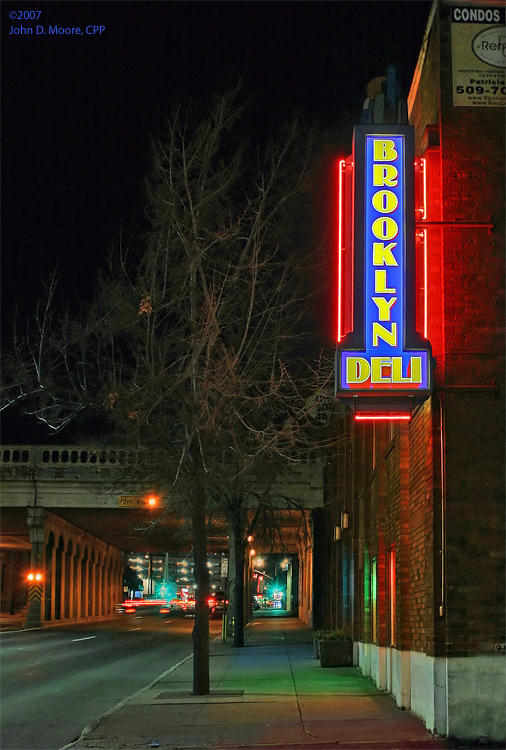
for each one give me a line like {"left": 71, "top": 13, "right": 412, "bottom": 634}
{"left": 371, "top": 557, "right": 377, "bottom": 643}
{"left": 388, "top": 546, "right": 396, "bottom": 646}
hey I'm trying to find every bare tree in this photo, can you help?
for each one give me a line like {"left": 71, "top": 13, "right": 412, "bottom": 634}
{"left": 1, "top": 85, "right": 333, "bottom": 693}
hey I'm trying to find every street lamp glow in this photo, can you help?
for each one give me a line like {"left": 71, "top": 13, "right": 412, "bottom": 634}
{"left": 27, "top": 572, "right": 43, "bottom": 582}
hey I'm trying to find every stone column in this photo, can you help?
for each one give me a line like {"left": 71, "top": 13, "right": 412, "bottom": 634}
{"left": 25, "top": 507, "right": 45, "bottom": 628}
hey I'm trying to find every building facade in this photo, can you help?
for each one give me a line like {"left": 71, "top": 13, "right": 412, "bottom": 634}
{"left": 312, "top": 1, "right": 505, "bottom": 743}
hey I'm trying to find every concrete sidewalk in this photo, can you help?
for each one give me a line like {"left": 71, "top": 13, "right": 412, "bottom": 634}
{"left": 64, "top": 615, "right": 447, "bottom": 750}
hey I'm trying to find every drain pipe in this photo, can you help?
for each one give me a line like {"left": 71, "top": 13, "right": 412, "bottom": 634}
{"left": 435, "top": 390, "right": 449, "bottom": 738}
{"left": 437, "top": 391, "right": 446, "bottom": 618}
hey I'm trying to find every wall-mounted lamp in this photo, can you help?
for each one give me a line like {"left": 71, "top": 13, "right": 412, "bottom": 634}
{"left": 341, "top": 511, "right": 350, "bottom": 529}
{"left": 334, "top": 526, "right": 342, "bottom": 541}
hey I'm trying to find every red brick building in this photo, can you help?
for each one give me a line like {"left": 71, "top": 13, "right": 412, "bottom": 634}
{"left": 310, "top": 1, "right": 505, "bottom": 742}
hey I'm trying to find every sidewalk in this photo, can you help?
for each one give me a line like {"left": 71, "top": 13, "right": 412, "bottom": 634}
{"left": 64, "top": 614, "right": 447, "bottom": 750}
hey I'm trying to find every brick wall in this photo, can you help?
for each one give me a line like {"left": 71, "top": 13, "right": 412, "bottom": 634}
{"left": 444, "top": 390, "right": 505, "bottom": 655}
{"left": 410, "top": 2, "right": 505, "bottom": 658}
{"left": 319, "top": 1, "right": 504, "bottom": 668}
{"left": 408, "top": 399, "right": 437, "bottom": 656}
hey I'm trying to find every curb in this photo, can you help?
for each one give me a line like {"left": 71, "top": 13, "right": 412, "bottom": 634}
{"left": 59, "top": 652, "right": 194, "bottom": 750}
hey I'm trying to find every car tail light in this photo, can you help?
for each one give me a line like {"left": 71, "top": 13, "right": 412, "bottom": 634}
{"left": 159, "top": 607, "right": 170, "bottom": 613}
{"left": 124, "top": 607, "right": 136, "bottom": 613}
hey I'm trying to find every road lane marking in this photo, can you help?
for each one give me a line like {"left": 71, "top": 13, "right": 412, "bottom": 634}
{"left": 72, "top": 636, "right": 97, "bottom": 642}
{"left": 130, "top": 627, "right": 141, "bottom": 631}
{"left": 164, "top": 620, "right": 172, "bottom": 623}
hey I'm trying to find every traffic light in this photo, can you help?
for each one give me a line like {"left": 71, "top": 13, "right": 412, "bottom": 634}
{"left": 27, "top": 572, "right": 43, "bottom": 582}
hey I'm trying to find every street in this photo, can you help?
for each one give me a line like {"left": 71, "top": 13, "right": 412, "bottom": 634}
{"left": 0, "top": 612, "right": 222, "bottom": 750}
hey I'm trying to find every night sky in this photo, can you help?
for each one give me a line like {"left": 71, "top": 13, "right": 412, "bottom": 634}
{"left": 1, "top": 0, "right": 431, "bottom": 438}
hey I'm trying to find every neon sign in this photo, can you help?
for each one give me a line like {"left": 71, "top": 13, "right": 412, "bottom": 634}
{"left": 335, "top": 126, "right": 432, "bottom": 414}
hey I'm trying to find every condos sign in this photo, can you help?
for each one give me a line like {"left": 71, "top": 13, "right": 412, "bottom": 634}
{"left": 335, "top": 126, "right": 432, "bottom": 417}
{"left": 451, "top": 4, "right": 506, "bottom": 107}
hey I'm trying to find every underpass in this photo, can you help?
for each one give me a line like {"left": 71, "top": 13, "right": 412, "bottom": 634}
{"left": 0, "top": 446, "right": 201, "bottom": 628}
{"left": 0, "top": 445, "right": 323, "bottom": 629}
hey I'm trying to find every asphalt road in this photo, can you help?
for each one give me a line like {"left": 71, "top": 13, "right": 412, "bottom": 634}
{"left": 0, "top": 612, "right": 223, "bottom": 750}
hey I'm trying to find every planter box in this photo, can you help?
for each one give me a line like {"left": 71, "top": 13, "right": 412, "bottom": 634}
{"left": 319, "top": 639, "right": 352, "bottom": 667}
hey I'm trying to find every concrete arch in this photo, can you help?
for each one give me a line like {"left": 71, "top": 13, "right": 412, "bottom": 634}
{"left": 17, "top": 508, "right": 124, "bottom": 626}
{"left": 54, "top": 535, "right": 64, "bottom": 620}
{"left": 95, "top": 553, "right": 102, "bottom": 616}
{"left": 64, "top": 539, "right": 73, "bottom": 619}
{"left": 88, "top": 550, "right": 95, "bottom": 616}
{"left": 106, "top": 558, "right": 113, "bottom": 615}
{"left": 100, "top": 555, "right": 108, "bottom": 616}
{"left": 73, "top": 542, "right": 81, "bottom": 619}
{"left": 81, "top": 546, "right": 89, "bottom": 619}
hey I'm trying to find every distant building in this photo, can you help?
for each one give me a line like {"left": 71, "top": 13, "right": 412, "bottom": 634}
{"left": 126, "top": 552, "right": 227, "bottom": 598}
{"left": 310, "top": 1, "right": 505, "bottom": 744}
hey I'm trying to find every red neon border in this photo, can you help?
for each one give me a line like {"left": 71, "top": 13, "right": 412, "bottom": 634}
{"left": 336, "top": 158, "right": 346, "bottom": 342}
{"left": 355, "top": 414, "right": 411, "bottom": 421}
{"left": 420, "top": 157, "right": 427, "bottom": 221}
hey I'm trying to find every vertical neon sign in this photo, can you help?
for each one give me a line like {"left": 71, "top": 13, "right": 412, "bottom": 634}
{"left": 336, "top": 126, "right": 432, "bottom": 410}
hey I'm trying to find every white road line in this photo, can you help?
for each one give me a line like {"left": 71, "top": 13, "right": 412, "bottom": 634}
{"left": 164, "top": 620, "right": 172, "bottom": 623}
{"left": 72, "top": 636, "right": 97, "bottom": 642}
{"left": 130, "top": 627, "right": 141, "bottom": 631}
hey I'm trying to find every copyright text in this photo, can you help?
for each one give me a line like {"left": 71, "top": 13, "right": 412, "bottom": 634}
{"left": 8, "top": 25, "right": 105, "bottom": 35}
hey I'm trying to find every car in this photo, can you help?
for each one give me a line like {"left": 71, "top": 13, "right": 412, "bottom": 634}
{"left": 207, "top": 591, "right": 227, "bottom": 616}
{"left": 117, "top": 598, "right": 169, "bottom": 615}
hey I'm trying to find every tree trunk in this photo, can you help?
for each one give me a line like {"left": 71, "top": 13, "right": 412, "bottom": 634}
{"left": 192, "top": 459, "right": 210, "bottom": 695}
{"left": 231, "top": 508, "right": 245, "bottom": 648}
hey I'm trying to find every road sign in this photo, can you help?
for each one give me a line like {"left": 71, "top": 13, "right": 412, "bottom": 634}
{"left": 220, "top": 558, "right": 228, "bottom": 578}
{"left": 118, "top": 496, "right": 143, "bottom": 507}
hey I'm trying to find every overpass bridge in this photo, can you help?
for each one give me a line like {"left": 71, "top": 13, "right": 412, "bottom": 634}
{"left": 0, "top": 445, "right": 323, "bottom": 628}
